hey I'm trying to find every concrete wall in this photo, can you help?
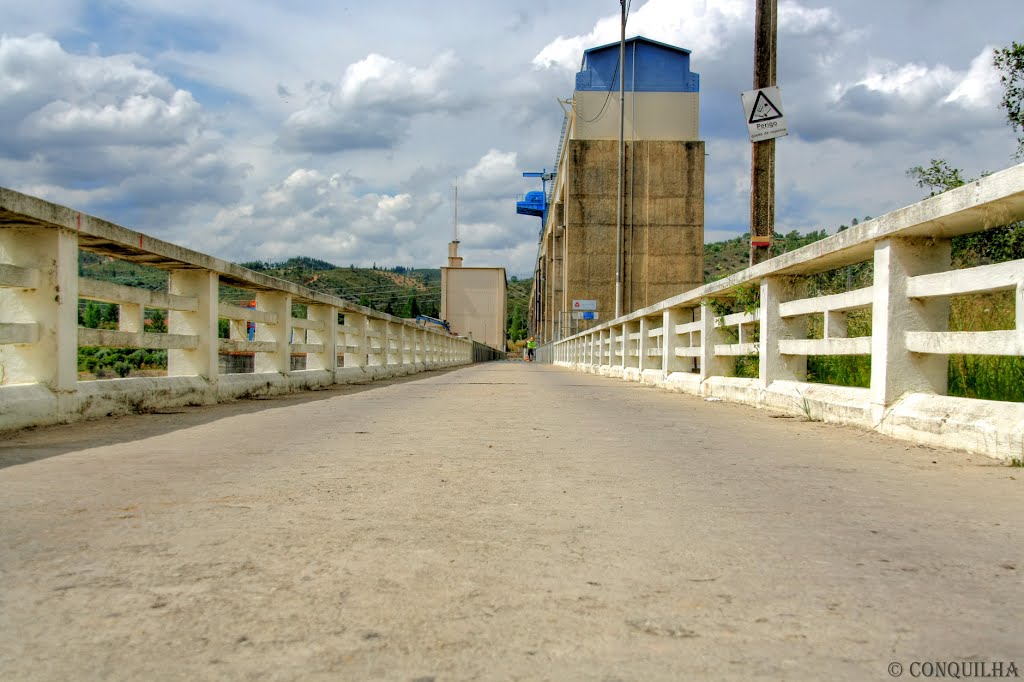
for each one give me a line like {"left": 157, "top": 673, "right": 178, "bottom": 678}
{"left": 562, "top": 138, "right": 704, "bottom": 335}
{"left": 440, "top": 267, "right": 507, "bottom": 351}
{"left": 575, "top": 92, "right": 700, "bottom": 141}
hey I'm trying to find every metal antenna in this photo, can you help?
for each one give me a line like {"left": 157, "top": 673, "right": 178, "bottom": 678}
{"left": 453, "top": 179, "right": 459, "bottom": 242}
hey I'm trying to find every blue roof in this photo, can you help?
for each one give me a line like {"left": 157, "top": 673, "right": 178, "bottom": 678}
{"left": 583, "top": 36, "right": 692, "bottom": 58}
{"left": 575, "top": 35, "right": 699, "bottom": 93}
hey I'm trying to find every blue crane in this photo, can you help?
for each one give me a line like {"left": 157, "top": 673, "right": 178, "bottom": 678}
{"left": 516, "top": 170, "right": 555, "bottom": 233}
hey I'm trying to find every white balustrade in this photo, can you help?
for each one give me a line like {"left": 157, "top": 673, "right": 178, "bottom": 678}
{"left": 549, "top": 163, "right": 1024, "bottom": 460}
{"left": 0, "top": 187, "right": 475, "bottom": 431}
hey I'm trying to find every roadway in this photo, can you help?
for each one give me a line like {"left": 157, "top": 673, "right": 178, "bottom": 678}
{"left": 1, "top": 362, "right": 1021, "bottom": 680}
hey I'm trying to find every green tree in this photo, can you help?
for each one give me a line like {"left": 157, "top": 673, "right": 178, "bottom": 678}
{"left": 906, "top": 160, "right": 1024, "bottom": 265}
{"left": 508, "top": 303, "right": 526, "bottom": 342}
{"left": 145, "top": 308, "right": 167, "bottom": 333}
{"left": 358, "top": 294, "right": 372, "bottom": 308}
{"left": 994, "top": 41, "right": 1024, "bottom": 157}
{"left": 99, "top": 303, "right": 119, "bottom": 329}
{"left": 906, "top": 159, "right": 968, "bottom": 195}
{"left": 405, "top": 294, "right": 421, "bottom": 319}
{"left": 82, "top": 300, "right": 102, "bottom": 328}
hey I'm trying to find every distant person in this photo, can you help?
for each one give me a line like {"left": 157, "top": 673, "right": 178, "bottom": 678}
{"left": 527, "top": 336, "right": 536, "bottom": 362}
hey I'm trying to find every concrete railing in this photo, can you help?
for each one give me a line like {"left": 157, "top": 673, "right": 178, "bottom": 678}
{"left": 471, "top": 341, "right": 506, "bottom": 363}
{"left": 0, "top": 188, "right": 475, "bottom": 432}
{"left": 552, "top": 164, "right": 1024, "bottom": 461}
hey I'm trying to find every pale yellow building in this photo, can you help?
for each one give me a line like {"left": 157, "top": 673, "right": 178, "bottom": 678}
{"left": 440, "top": 241, "right": 507, "bottom": 351}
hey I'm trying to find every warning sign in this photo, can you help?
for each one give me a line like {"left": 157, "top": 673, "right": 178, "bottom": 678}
{"left": 741, "top": 86, "right": 788, "bottom": 142}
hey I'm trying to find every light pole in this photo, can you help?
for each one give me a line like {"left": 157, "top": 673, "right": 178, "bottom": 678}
{"left": 615, "top": 0, "right": 626, "bottom": 318}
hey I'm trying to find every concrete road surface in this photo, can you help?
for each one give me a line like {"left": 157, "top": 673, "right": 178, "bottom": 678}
{"left": 1, "top": 362, "right": 1021, "bottom": 681}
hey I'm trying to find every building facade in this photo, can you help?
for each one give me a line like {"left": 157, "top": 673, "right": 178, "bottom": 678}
{"left": 527, "top": 37, "right": 705, "bottom": 343}
{"left": 441, "top": 240, "right": 508, "bottom": 351}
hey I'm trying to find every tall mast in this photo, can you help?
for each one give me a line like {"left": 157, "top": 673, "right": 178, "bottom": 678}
{"left": 615, "top": 0, "right": 626, "bottom": 318}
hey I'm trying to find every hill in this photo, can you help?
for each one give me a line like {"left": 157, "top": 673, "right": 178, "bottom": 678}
{"left": 704, "top": 228, "right": 839, "bottom": 282}
{"left": 77, "top": 226, "right": 855, "bottom": 344}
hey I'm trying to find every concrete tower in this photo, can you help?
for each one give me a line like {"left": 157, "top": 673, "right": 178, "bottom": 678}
{"left": 528, "top": 36, "right": 705, "bottom": 342}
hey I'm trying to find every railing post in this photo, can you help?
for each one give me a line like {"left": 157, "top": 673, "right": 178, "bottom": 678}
{"left": 1017, "top": 281, "right": 1024, "bottom": 344}
{"left": 759, "top": 276, "right": 807, "bottom": 388}
{"left": 0, "top": 226, "right": 78, "bottom": 391}
{"left": 168, "top": 269, "right": 219, "bottom": 380}
{"left": 306, "top": 304, "right": 337, "bottom": 372}
{"left": 229, "top": 309, "right": 248, "bottom": 342}
{"left": 599, "top": 329, "right": 609, "bottom": 367}
{"left": 663, "top": 308, "right": 685, "bottom": 374}
{"left": 345, "top": 312, "right": 368, "bottom": 368}
{"left": 699, "top": 304, "right": 734, "bottom": 381}
{"left": 637, "top": 318, "right": 650, "bottom": 372}
{"left": 414, "top": 328, "right": 425, "bottom": 365}
{"left": 119, "top": 302, "right": 144, "bottom": 334}
{"left": 398, "top": 323, "right": 409, "bottom": 366}
{"left": 386, "top": 322, "right": 399, "bottom": 366}
{"left": 870, "top": 237, "right": 951, "bottom": 414}
{"left": 617, "top": 323, "right": 630, "bottom": 371}
{"left": 253, "top": 290, "right": 291, "bottom": 374}
{"left": 366, "top": 319, "right": 385, "bottom": 366}
{"left": 825, "top": 310, "right": 848, "bottom": 340}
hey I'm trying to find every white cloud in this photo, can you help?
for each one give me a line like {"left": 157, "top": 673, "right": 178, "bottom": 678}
{"left": 198, "top": 168, "right": 445, "bottom": 266}
{"left": 533, "top": 0, "right": 838, "bottom": 71}
{"left": 946, "top": 47, "right": 1002, "bottom": 109}
{"left": 778, "top": 0, "right": 839, "bottom": 35}
{"left": 0, "top": 34, "right": 202, "bottom": 149}
{"left": 461, "top": 149, "right": 520, "bottom": 199}
{"left": 278, "top": 52, "right": 460, "bottom": 153}
{"left": 1, "top": 0, "right": 1022, "bottom": 280}
{"left": 0, "top": 34, "right": 245, "bottom": 223}
{"left": 834, "top": 47, "right": 1000, "bottom": 111}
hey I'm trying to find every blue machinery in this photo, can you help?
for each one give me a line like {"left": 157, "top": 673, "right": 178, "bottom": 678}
{"left": 415, "top": 314, "right": 452, "bottom": 334}
{"left": 516, "top": 170, "right": 554, "bottom": 234}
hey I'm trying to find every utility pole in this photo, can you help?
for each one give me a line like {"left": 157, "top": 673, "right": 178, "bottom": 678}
{"left": 614, "top": 0, "right": 626, "bottom": 318}
{"left": 749, "top": 0, "right": 777, "bottom": 266}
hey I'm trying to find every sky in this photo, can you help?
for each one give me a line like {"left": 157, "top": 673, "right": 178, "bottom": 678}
{"left": 1, "top": 0, "right": 1022, "bottom": 277}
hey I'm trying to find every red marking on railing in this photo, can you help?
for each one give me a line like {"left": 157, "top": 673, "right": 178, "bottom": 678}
{"left": 139, "top": 236, "right": 143, "bottom": 248}
{"left": 76, "top": 214, "right": 81, "bottom": 229}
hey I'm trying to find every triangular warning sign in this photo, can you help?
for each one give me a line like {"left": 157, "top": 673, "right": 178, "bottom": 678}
{"left": 748, "top": 90, "right": 783, "bottom": 124}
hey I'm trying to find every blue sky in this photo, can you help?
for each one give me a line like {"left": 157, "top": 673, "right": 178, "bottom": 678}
{"left": 1, "top": 0, "right": 1022, "bottom": 276}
